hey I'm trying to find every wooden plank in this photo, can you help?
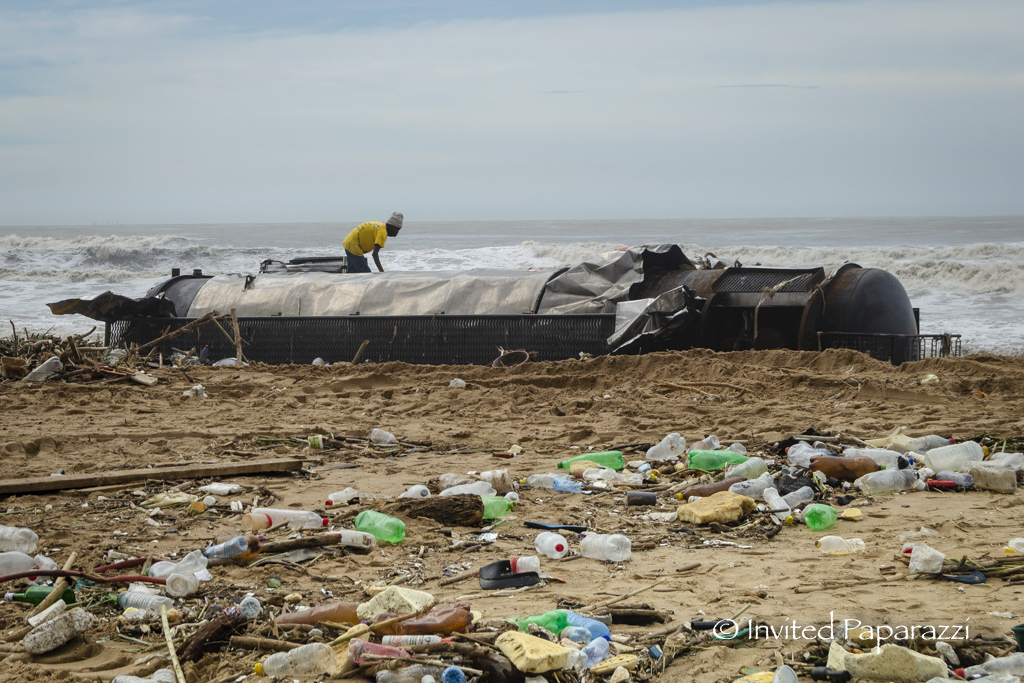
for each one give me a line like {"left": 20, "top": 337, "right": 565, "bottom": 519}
{"left": 0, "top": 458, "right": 306, "bottom": 496}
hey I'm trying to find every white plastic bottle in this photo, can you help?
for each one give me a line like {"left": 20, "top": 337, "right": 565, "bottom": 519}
{"left": 534, "top": 532, "right": 569, "bottom": 559}
{"left": 370, "top": 428, "right": 398, "bottom": 445}
{"left": 399, "top": 485, "right": 431, "bottom": 498}
{"left": 375, "top": 665, "right": 446, "bottom": 683}
{"left": 165, "top": 573, "right": 199, "bottom": 597}
{"left": 906, "top": 434, "right": 952, "bottom": 454}
{"left": 816, "top": 536, "right": 866, "bottom": 554}
{"left": 580, "top": 469, "right": 643, "bottom": 484}
{"left": 325, "top": 488, "right": 359, "bottom": 506}
{"left": 854, "top": 469, "right": 924, "bottom": 495}
{"left": 782, "top": 486, "right": 814, "bottom": 507}
{"left": 0, "top": 551, "right": 38, "bottom": 580}
{"left": 254, "top": 642, "right": 336, "bottom": 677}
{"left": 439, "top": 481, "right": 497, "bottom": 497}
{"left": 111, "top": 669, "right": 176, "bottom": 683}
{"left": 580, "top": 533, "right": 631, "bottom": 562}
{"left": 726, "top": 457, "right": 768, "bottom": 480}
{"left": 0, "top": 526, "right": 38, "bottom": 554}
{"left": 762, "top": 488, "right": 792, "bottom": 522}
{"left": 728, "top": 472, "right": 774, "bottom": 498}
{"left": 923, "top": 441, "right": 984, "bottom": 472}
{"left": 524, "top": 473, "right": 572, "bottom": 489}
{"left": 646, "top": 433, "right": 686, "bottom": 461}
{"left": 117, "top": 592, "right": 174, "bottom": 613}
{"left": 510, "top": 556, "right": 540, "bottom": 574}
{"left": 842, "top": 448, "right": 905, "bottom": 470}
{"left": 964, "top": 653, "right": 1024, "bottom": 677}
{"left": 241, "top": 507, "right": 328, "bottom": 530}
{"left": 381, "top": 635, "right": 442, "bottom": 646}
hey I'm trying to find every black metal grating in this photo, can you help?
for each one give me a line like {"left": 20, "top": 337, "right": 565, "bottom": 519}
{"left": 817, "top": 332, "right": 962, "bottom": 366}
{"left": 106, "top": 315, "right": 615, "bottom": 366}
{"left": 712, "top": 268, "right": 824, "bottom": 294}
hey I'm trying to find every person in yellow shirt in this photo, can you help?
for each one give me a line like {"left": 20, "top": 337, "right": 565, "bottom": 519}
{"left": 342, "top": 212, "right": 403, "bottom": 273}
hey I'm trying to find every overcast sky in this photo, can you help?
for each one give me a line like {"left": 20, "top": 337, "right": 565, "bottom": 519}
{"left": 1, "top": 0, "right": 1022, "bottom": 224}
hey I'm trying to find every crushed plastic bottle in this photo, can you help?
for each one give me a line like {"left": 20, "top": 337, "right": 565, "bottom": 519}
{"left": 354, "top": 510, "right": 406, "bottom": 543}
{"left": 241, "top": 507, "right": 328, "bottom": 531}
{"left": 728, "top": 472, "right": 775, "bottom": 498}
{"left": 375, "top": 665, "right": 445, "bottom": 683}
{"left": 990, "top": 452, "right": 1024, "bottom": 471}
{"left": 23, "top": 356, "right": 63, "bottom": 382}
{"left": 535, "top": 532, "right": 569, "bottom": 559}
{"left": 325, "top": 488, "right": 360, "bottom": 505}
{"left": 726, "top": 456, "right": 768, "bottom": 480}
{"left": 370, "top": 428, "right": 398, "bottom": 445}
{"left": 786, "top": 442, "right": 831, "bottom": 467}
{"left": 165, "top": 573, "right": 199, "bottom": 597}
{"left": 580, "top": 636, "right": 610, "bottom": 667}
{"left": 906, "top": 434, "right": 953, "bottom": 454}
{"left": 148, "top": 550, "right": 211, "bottom": 582}
{"left": 727, "top": 442, "right": 747, "bottom": 454}
{"left": 561, "top": 626, "right": 593, "bottom": 643}
{"left": 0, "top": 526, "right": 39, "bottom": 554}
{"left": 399, "top": 485, "right": 431, "bottom": 499}
{"left": 923, "top": 441, "right": 984, "bottom": 472}
{"left": 0, "top": 551, "right": 39, "bottom": 581}
{"left": 514, "top": 610, "right": 571, "bottom": 635}
{"left": 963, "top": 653, "right": 1024, "bottom": 677}
{"left": 348, "top": 638, "right": 410, "bottom": 665}
{"left": 439, "top": 481, "right": 497, "bottom": 497}
{"left": 580, "top": 533, "right": 631, "bottom": 562}
{"left": 842, "top": 447, "right": 908, "bottom": 470}
{"left": 254, "top": 642, "right": 336, "bottom": 676}
{"left": 111, "top": 669, "right": 176, "bottom": 683}
{"left": 854, "top": 469, "right": 925, "bottom": 496}
{"left": 646, "top": 433, "right": 686, "bottom": 461}
{"left": 565, "top": 610, "right": 611, "bottom": 640}
{"left": 552, "top": 478, "right": 585, "bottom": 493}
{"left": 580, "top": 469, "right": 643, "bottom": 484}
{"left": 197, "top": 483, "right": 242, "bottom": 496}
{"left": 557, "top": 451, "right": 625, "bottom": 471}
{"left": 816, "top": 536, "right": 866, "bottom": 554}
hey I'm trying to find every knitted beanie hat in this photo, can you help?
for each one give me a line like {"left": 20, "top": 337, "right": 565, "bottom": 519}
{"left": 386, "top": 212, "right": 403, "bottom": 229}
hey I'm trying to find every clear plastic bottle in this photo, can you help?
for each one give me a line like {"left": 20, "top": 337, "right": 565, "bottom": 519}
{"left": 439, "top": 481, "right": 497, "bottom": 497}
{"left": 203, "top": 536, "right": 249, "bottom": 560}
{"left": 728, "top": 442, "right": 747, "bottom": 454}
{"left": 964, "top": 654, "right": 1024, "bottom": 677}
{"left": 842, "top": 448, "right": 906, "bottom": 470}
{"left": 399, "top": 485, "right": 431, "bottom": 499}
{"left": 375, "top": 665, "right": 445, "bottom": 683}
{"left": 165, "top": 573, "right": 199, "bottom": 597}
{"left": 117, "top": 592, "right": 174, "bottom": 613}
{"left": 908, "top": 544, "right": 946, "bottom": 574}
{"left": 557, "top": 451, "right": 624, "bottom": 471}
{"left": 148, "top": 550, "right": 210, "bottom": 581}
{"left": 786, "top": 442, "right": 830, "bottom": 467}
{"left": 354, "top": 510, "right": 406, "bottom": 543}
{"left": 772, "top": 665, "right": 799, "bottom": 683}
{"left": 923, "top": 441, "right": 984, "bottom": 472}
{"left": 565, "top": 610, "right": 611, "bottom": 640}
{"left": 325, "top": 488, "right": 359, "bottom": 505}
{"left": 535, "top": 532, "right": 569, "bottom": 559}
{"left": 854, "top": 469, "right": 924, "bottom": 496}
{"left": 255, "top": 642, "right": 336, "bottom": 676}
{"left": 510, "top": 556, "right": 540, "bottom": 574}
{"left": 646, "top": 433, "right": 686, "bottom": 461}
{"left": 0, "top": 526, "right": 38, "bottom": 554}
{"left": 111, "top": 669, "right": 176, "bottom": 683}
{"left": 524, "top": 473, "right": 574, "bottom": 489}
{"left": 816, "top": 536, "right": 866, "bottom": 554}
{"left": 241, "top": 507, "right": 328, "bottom": 530}
{"left": 370, "top": 428, "right": 398, "bottom": 445}
{"left": 23, "top": 356, "right": 63, "bottom": 382}
{"left": 580, "top": 469, "right": 643, "bottom": 484}
{"left": 782, "top": 486, "right": 814, "bottom": 507}
{"left": 552, "top": 478, "right": 585, "bottom": 493}
{"left": 726, "top": 457, "right": 768, "bottom": 481}
{"left": 728, "top": 472, "right": 774, "bottom": 498}
{"left": 762, "top": 488, "right": 793, "bottom": 522}
{"left": 932, "top": 471, "right": 974, "bottom": 487}
{"left": 580, "top": 636, "right": 610, "bottom": 667}
{"left": 580, "top": 534, "right": 631, "bottom": 562}
{"left": 561, "top": 625, "right": 593, "bottom": 643}
{"left": 0, "top": 551, "right": 38, "bottom": 579}
{"left": 906, "top": 434, "right": 952, "bottom": 454}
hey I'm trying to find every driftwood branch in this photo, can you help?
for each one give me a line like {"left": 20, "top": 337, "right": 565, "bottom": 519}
{"left": 136, "top": 311, "right": 220, "bottom": 353}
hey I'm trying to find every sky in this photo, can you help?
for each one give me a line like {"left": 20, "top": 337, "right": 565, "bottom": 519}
{"left": 0, "top": 0, "right": 1022, "bottom": 224}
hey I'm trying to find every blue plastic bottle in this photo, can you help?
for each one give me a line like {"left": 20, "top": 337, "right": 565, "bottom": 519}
{"left": 552, "top": 478, "right": 584, "bottom": 493}
{"left": 565, "top": 611, "right": 611, "bottom": 640}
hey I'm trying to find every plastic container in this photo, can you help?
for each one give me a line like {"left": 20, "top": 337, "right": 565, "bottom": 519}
{"left": 535, "top": 532, "right": 569, "bottom": 559}
{"left": 372, "top": 603, "right": 473, "bottom": 636}
{"left": 0, "top": 551, "right": 38, "bottom": 580}
{"left": 816, "top": 536, "right": 866, "bottom": 554}
{"left": 679, "top": 477, "right": 744, "bottom": 501}
{"left": 967, "top": 463, "right": 1017, "bottom": 493}
{"left": 786, "top": 442, "right": 830, "bottom": 467}
{"left": 375, "top": 665, "right": 445, "bottom": 683}
{"left": 689, "top": 435, "right": 721, "bottom": 451}
{"left": 842, "top": 448, "right": 907, "bottom": 470}
{"left": 354, "top": 510, "right": 406, "bottom": 543}
{"left": 726, "top": 457, "right": 768, "bottom": 480}
{"left": 728, "top": 442, "right": 747, "bottom": 454}
{"left": 471, "top": 469, "right": 514, "bottom": 495}
{"left": 4, "top": 585, "right": 75, "bottom": 606}
{"left": 515, "top": 610, "right": 571, "bottom": 635}
{"left": 241, "top": 507, "right": 328, "bottom": 531}
{"left": 255, "top": 642, "right": 336, "bottom": 676}
{"left": 580, "top": 469, "right": 644, "bottom": 484}
{"left": 561, "top": 625, "right": 593, "bottom": 643}
{"left": 482, "top": 497, "right": 515, "bottom": 519}
{"left": 399, "top": 485, "right": 431, "bottom": 498}
{"left": 325, "top": 488, "right": 359, "bottom": 505}
{"left": 566, "top": 610, "right": 611, "bottom": 641}
{"left": 370, "top": 428, "right": 398, "bottom": 445}
{"left": 762, "top": 488, "right": 793, "bottom": 522}
{"left": 23, "top": 356, "right": 62, "bottom": 382}
{"left": 0, "top": 526, "right": 39, "bottom": 554}
{"left": 111, "top": 669, "right": 176, "bottom": 683}
{"left": 148, "top": 550, "right": 210, "bottom": 581}
{"left": 203, "top": 536, "right": 251, "bottom": 560}
{"left": 854, "top": 469, "right": 924, "bottom": 496}
{"left": 908, "top": 544, "right": 946, "bottom": 574}
{"left": 932, "top": 471, "right": 974, "bottom": 487}
{"left": 906, "top": 434, "right": 952, "bottom": 454}
{"left": 580, "top": 533, "right": 631, "bottom": 562}
{"left": 238, "top": 597, "right": 262, "bottom": 619}
{"left": 772, "top": 665, "right": 799, "bottom": 683}
{"left": 381, "top": 635, "right": 442, "bottom": 646}
{"left": 552, "top": 478, "right": 585, "bottom": 493}
{"left": 117, "top": 592, "right": 173, "bottom": 613}
{"left": 580, "top": 636, "right": 610, "bottom": 667}
{"left": 687, "top": 450, "right": 748, "bottom": 471}
{"left": 22, "top": 608, "right": 96, "bottom": 654}
{"left": 510, "top": 556, "right": 540, "bottom": 574}
{"left": 348, "top": 638, "right": 409, "bottom": 665}
{"left": 803, "top": 504, "right": 838, "bottom": 531}
{"left": 439, "top": 481, "right": 496, "bottom": 497}
{"left": 165, "top": 573, "right": 199, "bottom": 597}
{"left": 810, "top": 456, "right": 879, "bottom": 481}
{"left": 964, "top": 653, "right": 1024, "bottom": 676}
{"left": 990, "top": 452, "right": 1024, "bottom": 471}
{"left": 557, "top": 451, "right": 624, "bottom": 471}
{"left": 442, "top": 666, "right": 467, "bottom": 683}
{"left": 646, "top": 433, "right": 686, "bottom": 461}
{"left": 275, "top": 601, "right": 359, "bottom": 625}
{"left": 728, "top": 472, "right": 774, "bottom": 498}
{"left": 524, "top": 473, "right": 574, "bottom": 489}
{"left": 923, "top": 441, "right": 985, "bottom": 472}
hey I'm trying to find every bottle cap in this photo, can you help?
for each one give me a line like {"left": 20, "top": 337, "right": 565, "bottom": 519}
{"left": 321, "top": 518, "right": 329, "bottom": 526}
{"left": 254, "top": 662, "right": 264, "bottom": 675}
{"left": 3, "top": 593, "right": 13, "bottom": 602}
{"left": 325, "top": 500, "right": 333, "bottom": 506}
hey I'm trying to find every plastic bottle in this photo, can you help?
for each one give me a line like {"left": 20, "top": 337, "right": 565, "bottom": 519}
{"left": 375, "top": 665, "right": 446, "bottom": 683}
{"left": 964, "top": 653, "right": 1024, "bottom": 677}
{"left": 372, "top": 603, "right": 473, "bottom": 636}
{"left": 842, "top": 448, "right": 907, "bottom": 470}
{"left": 111, "top": 669, "right": 176, "bottom": 683}
{"left": 557, "top": 451, "right": 624, "bottom": 471}
{"left": 728, "top": 472, "right": 775, "bottom": 499}
{"left": 354, "top": 510, "right": 406, "bottom": 543}
{"left": 786, "top": 442, "right": 831, "bottom": 467}
{"left": 906, "top": 434, "right": 952, "bottom": 454}
{"left": 565, "top": 610, "right": 611, "bottom": 641}
{"left": 165, "top": 573, "right": 199, "bottom": 597}
{"left": 241, "top": 507, "right": 328, "bottom": 531}
{"left": 580, "top": 533, "right": 631, "bottom": 562}
{"left": 580, "top": 469, "right": 644, "bottom": 484}
{"left": 990, "top": 452, "right": 1024, "bottom": 471}
{"left": 816, "top": 536, "right": 866, "bottom": 554}
{"left": 148, "top": 550, "right": 210, "bottom": 581}
{"left": 552, "top": 478, "right": 585, "bottom": 493}
{"left": 809, "top": 456, "right": 879, "bottom": 481}
{"left": 238, "top": 596, "right": 262, "bottom": 619}
{"left": 515, "top": 610, "right": 571, "bottom": 635}
{"left": 908, "top": 544, "right": 946, "bottom": 574}
{"left": 923, "top": 441, "right": 984, "bottom": 472}
{"left": 510, "top": 556, "right": 540, "bottom": 574}
{"left": 932, "top": 471, "right": 974, "bottom": 487}
{"left": 381, "top": 635, "right": 443, "bottom": 646}
{"left": 370, "top": 428, "right": 398, "bottom": 445}
{"left": 854, "top": 469, "right": 924, "bottom": 496}
{"left": 728, "top": 442, "right": 747, "bottom": 454}
{"left": 348, "top": 638, "right": 409, "bottom": 664}
{"left": 524, "top": 473, "right": 574, "bottom": 489}
{"left": 687, "top": 450, "right": 748, "bottom": 471}
{"left": 580, "top": 636, "right": 610, "bottom": 667}
{"left": 773, "top": 665, "right": 799, "bottom": 683}
{"left": 966, "top": 464, "right": 1017, "bottom": 493}
{"left": 726, "top": 457, "right": 768, "bottom": 481}
{"left": 23, "top": 356, "right": 62, "bottom": 382}
{"left": 803, "top": 504, "right": 838, "bottom": 531}
{"left": 442, "top": 666, "right": 467, "bottom": 683}
{"left": 325, "top": 488, "right": 359, "bottom": 505}
{"left": 255, "top": 642, "right": 336, "bottom": 676}
{"left": 783, "top": 486, "right": 814, "bottom": 507}
{"left": 689, "top": 435, "right": 721, "bottom": 452}
{"left": 646, "top": 433, "right": 686, "bottom": 461}
{"left": 532, "top": 531, "right": 569, "bottom": 558}
{"left": 762, "top": 488, "right": 793, "bottom": 522}
{"left": 203, "top": 536, "right": 250, "bottom": 560}
{"left": 439, "top": 481, "right": 496, "bottom": 497}
{"left": 678, "top": 477, "right": 744, "bottom": 501}
{"left": 0, "top": 551, "right": 38, "bottom": 579}
{"left": 0, "top": 526, "right": 39, "bottom": 554}
{"left": 482, "top": 497, "right": 515, "bottom": 519}
{"left": 399, "top": 485, "right": 431, "bottom": 499}
{"left": 275, "top": 601, "right": 360, "bottom": 625}
{"left": 4, "top": 585, "right": 75, "bottom": 606}
{"left": 117, "top": 592, "right": 174, "bottom": 613}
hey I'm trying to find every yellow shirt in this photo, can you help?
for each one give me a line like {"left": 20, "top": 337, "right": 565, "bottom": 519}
{"left": 342, "top": 222, "right": 388, "bottom": 257}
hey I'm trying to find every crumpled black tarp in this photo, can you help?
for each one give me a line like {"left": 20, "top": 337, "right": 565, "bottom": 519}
{"left": 47, "top": 291, "right": 177, "bottom": 322}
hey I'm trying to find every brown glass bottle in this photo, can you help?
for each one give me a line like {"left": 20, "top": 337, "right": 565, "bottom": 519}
{"left": 677, "top": 477, "right": 744, "bottom": 500}
{"left": 372, "top": 603, "right": 473, "bottom": 635}
{"left": 809, "top": 456, "right": 880, "bottom": 481}
{"left": 275, "top": 601, "right": 361, "bottom": 625}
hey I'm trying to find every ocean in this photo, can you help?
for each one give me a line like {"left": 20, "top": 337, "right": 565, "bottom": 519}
{"left": 1, "top": 217, "right": 1022, "bottom": 355}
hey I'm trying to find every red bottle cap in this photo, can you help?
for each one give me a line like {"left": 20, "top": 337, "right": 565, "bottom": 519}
{"left": 325, "top": 500, "right": 333, "bottom": 506}
{"left": 555, "top": 543, "right": 565, "bottom": 552}
{"left": 321, "top": 518, "right": 329, "bottom": 526}
{"left": 955, "top": 669, "right": 964, "bottom": 678}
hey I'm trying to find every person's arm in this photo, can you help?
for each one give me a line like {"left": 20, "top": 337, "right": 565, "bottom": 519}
{"left": 372, "top": 244, "right": 384, "bottom": 272}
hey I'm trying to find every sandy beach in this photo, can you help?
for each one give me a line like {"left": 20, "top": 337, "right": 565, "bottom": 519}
{"left": 2, "top": 348, "right": 1024, "bottom": 682}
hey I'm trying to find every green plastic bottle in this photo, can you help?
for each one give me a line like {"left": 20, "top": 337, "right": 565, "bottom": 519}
{"left": 482, "top": 497, "right": 515, "bottom": 520}
{"left": 354, "top": 510, "right": 406, "bottom": 543}
{"left": 3, "top": 585, "right": 76, "bottom": 606}
{"left": 803, "top": 504, "right": 838, "bottom": 531}
{"left": 686, "top": 450, "right": 748, "bottom": 471}
{"left": 513, "top": 610, "right": 571, "bottom": 635}
{"left": 557, "top": 451, "right": 624, "bottom": 471}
